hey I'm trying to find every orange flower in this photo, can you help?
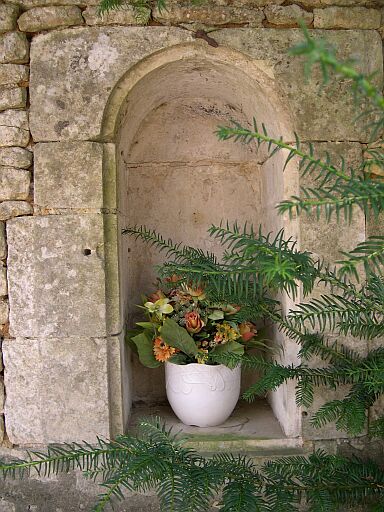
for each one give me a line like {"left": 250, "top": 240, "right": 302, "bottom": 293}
{"left": 239, "top": 322, "right": 257, "bottom": 342}
{"left": 186, "top": 285, "right": 206, "bottom": 301}
{"left": 185, "top": 311, "right": 204, "bottom": 333}
{"left": 153, "top": 337, "right": 176, "bottom": 362}
{"left": 147, "top": 290, "right": 165, "bottom": 302}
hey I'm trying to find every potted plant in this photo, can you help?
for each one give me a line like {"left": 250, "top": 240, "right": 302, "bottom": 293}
{"left": 127, "top": 276, "right": 264, "bottom": 427}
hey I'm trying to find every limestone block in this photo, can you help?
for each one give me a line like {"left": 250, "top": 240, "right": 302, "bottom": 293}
{"left": 214, "top": 29, "right": 382, "bottom": 142}
{"left": 265, "top": 4, "right": 313, "bottom": 27}
{"left": 0, "top": 299, "right": 9, "bottom": 324}
{"left": 300, "top": 0, "right": 378, "bottom": 6}
{"left": 6, "top": 214, "right": 108, "bottom": 337}
{"left": 0, "top": 167, "right": 30, "bottom": 200}
{"left": 0, "top": 266, "right": 7, "bottom": 296}
{"left": 3, "top": 337, "right": 110, "bottom": 444}
{"left": 299, "top": 142, "right": 365, "bottom": 264}
{"left": 0, "top": 222, "right": 5, "bottom": 259}
{"left": 0, "top": 64, "right": 28, "bottom": 86}
{"left": 0, "top": 87, "right": 27, "bottom": 111}
{"left": 7, "top": 0, "right": 98, "bottom": 8}
{"left": 34, "top": 142, "right": 103, "bottom": 208}
{"left": 18, "top": 6, "right": 84, "bottom": 32}
{"left": 0, "top": 147, "right": 32, "bottom": 168}
{"left": 29, "top": 27, "right": 193, "bottom": 141}
{"left": 0, "top": 32, "right": 29, "bottom": 64}
{"left": 0, "top": 126, "right": 29, "bottom": 147}
{"left": 0, "top": 4, "right": 20, "bottom": 33}
{"left": 0, "top": 417, "right": 3, "bottom": 446}
{"left": 0, "top": 109, "right": 28, "bottom": 130}
{"left": 153, "top": 3, "right": 265, "bottom": 26}
{"left": 314, "top": 7, "right": 381, "bottom": 29}
{"left": 0, "top": 109, "right": 29, "bottom": 147}
{"left": 0, "top": 201, "right": 32, "bottom": 221}
{"left": 83, "top": 5, "right": 143, "bottom": 26}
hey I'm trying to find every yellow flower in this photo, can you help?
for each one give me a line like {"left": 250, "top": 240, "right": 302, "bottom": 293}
{"left": 195, "top": 349, "right": 209, "bottom": 364}
{"left": 214, "top": 322, "right": 240, "bottom": 344}
{"left": 144, "top": 298, "right": 174, "bottom": 316}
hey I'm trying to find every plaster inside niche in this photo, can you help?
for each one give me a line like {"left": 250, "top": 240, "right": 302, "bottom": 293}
{"left": 115, "top": 54, "right": 300, "bottom": 437}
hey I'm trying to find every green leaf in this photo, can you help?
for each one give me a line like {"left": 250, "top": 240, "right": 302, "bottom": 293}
{"left": 168, "top": 353, "right": 188, "bottom": 365}
{"left": 136, "top": 322, "right": 155, "bottom": 329}
{"left": 208, "top": 310, "right": 225, "bottom": 321}
{"left": 212, "top": 341, "right": 245, "bottom": 357}
{"left": 160, "top": 319, "right": 198, "bottom": 357}
{"left": 131, "top": 331, "right": 161, "bottom": 368}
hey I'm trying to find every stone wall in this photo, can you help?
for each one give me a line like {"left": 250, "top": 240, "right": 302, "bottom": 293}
{"left": 0, "top": 0, "right": 382, "bottom": 494}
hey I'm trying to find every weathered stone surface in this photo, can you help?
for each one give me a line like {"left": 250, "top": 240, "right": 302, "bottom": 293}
{"left": 0, "top": 87, "right": 26, "bottom": 111}
{"left": 0, "top": 109, "right": 28, "bottom": 130}
{"left": 300, "top": 143, "right": 365, "bottom": 263}
{"left": 0, "top": 221, "right": 5, "bottom": 259}
{"left": 29, "top": 27, "right": 193, "bottom": 141}
{"left": 0, "top": 167, "right": 30, "bottom": 200}
{"left": 265, "top": 4, "right": 313, "bottom": 27}
{"left": 0, "top": 378, "right": 4, "bottom": 414}
{"left": 300, "top": 0, "right": 378, "bottom": 5}
{"left": 0, "top": 109, "right": 29, "bottom": 147}
{"left": 30, "top": 28, "right": 382, "bottom": 143}
{"left": 153, "top": 3, "right": 265, "bottom": 26}
{"left": 0, "top": 266, "right": 7, "bottom": 296}
{"left": 0, "top": 4, "right": 20, "bottom": 33}
{"left": 0, "top": 64, "right": 28, "bottom": 86}
{"left": 7, "top": 214, "right": 108, "bottom": 337}
{"left": 3, "top": 337, "right": 110, "bottom": 444}
{"left": 314, "top": 7, "right": 381, "bottom": 29}
{"left": 0, "top": 126, "right": 29, "bottom": 147}
{"left": 34, "top": 142, "right": 103, "bottom": 208}
{"left": 214, "top": 29, "right": 382, "bottom": 142}
{"left": 0, "top": 201, "right": 32, "bottom": 221}
{"left": 0, "top": 147, "right": 32, "bottom": 168}
{"left": 18, "top": 6, "right": 84, "bottom": 32}
{"left": 0, "top": 298, "right": 9, "bottom": 324}
{"left": 0, "top": 417, "right": 4, "bottom": 446}
{"left": 83, "top": 5, "right": 143, "bottom": 26}
{"left": 0, "top": 32, "right": 29, "bottom": 64}
{"left": 7, "top": 0, "right": 98, "bottom": 7}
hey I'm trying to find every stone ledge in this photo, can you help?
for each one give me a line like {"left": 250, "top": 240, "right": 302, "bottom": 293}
{"left": 83, "top": 5, "right": 142, "bottom": 26}
{"left": 0, "top": 200, "right": 32, "bottom": 221}
{"left": 18, "top": 6, "right": 84, "bottom": 32}
{"left": 265, "top": 4, "right": 313, "bottom": 27}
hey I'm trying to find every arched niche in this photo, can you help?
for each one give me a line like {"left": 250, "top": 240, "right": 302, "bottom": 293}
{"left": 105, "top": 43, "right": 301, "bottom": 438}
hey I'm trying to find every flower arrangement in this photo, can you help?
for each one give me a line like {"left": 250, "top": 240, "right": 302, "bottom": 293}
{"left": 128, "top": 278, "right": 261, "bottom": 368}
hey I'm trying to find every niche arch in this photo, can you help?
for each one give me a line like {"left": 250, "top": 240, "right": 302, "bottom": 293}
{"left": 103, "top": 43, "right": 301, "bottom": 438}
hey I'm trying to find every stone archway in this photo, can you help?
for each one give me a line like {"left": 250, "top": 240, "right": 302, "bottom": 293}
{"left": 105, "top": 43, "right": 301, "bottom": 437}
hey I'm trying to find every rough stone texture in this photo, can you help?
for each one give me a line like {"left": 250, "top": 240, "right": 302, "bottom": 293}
{"left": 0, "top": 167, "right": 30, "bottom": 200}
{"left": 18, "top": 6, "right": 84, "bottom": 32}
{"left": 0, "top": 298, "right": 9, "bottom": 324}
{"left": 6, "top": 214, "right": 108, "bottom": 337}
{"left": 0, "top": 147, "right": 32, "bottom": 168}
{"left": 0, "top": 32, "right": 29, "bottom": 64}
{"left": 0, "top": 4, "right": 20, "bottom": 33}
{"left": 0, "top": 221, "right": 5, "bottom": 259}
{"left": 0, "top": 109, "right": 28, "bottom": 130}
{"left": 0, "top": 201, "right": 31, "bottom": 221}
{"left": 83, "top": 5, "right": 144, "bottom": 26}
{"left": 34, "top": 142, "right": 103, "bottom": 209}
{"left": 314, "top": 7, "right": 381, "bottom": 29}
{"left": 0, "top": 87, "right": 26, "bottom": 111}
{"left": 0, "top": 64, "right": 28, "bottom": 86}
{"left": 3, "top": 337, "right": 110, "bottom": 444}
{"left": 265, "top": 4, "right": 313, "bottom": 26}
{"left": 0, "top": 266, "right": 7, "bottom": 296}
{"left": 153, "top": 3, "right": 265, "bottom": 26}
{"left": 0, "top": 378, "right": 4, "bottom": 414}
{"left": 29, "top": 27, "right": 193, "bottom": 141}
{"left": 7, "top": 0, "right": 99, "bottom": 7}
{"left": 214, "top": 29, "right": 382, "bottom": 142}
{"left": 29, "top": 28, "right": 382, "bottom": 143}
{"left": 300, "top": 0, "right": 379, "bottom": 5}
{"left": 0, "top": 109, "right": 29, "bottom": 147}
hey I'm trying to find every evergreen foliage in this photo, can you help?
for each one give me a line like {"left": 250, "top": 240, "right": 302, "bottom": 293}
{"left": 1, "top": 418, "right": 384, "bottom": 511}
{"left": 98, "top": 0, "right": 167, "bottom": 24}
{"left": 1, "top": 26, "right": 384, "bottom": 512}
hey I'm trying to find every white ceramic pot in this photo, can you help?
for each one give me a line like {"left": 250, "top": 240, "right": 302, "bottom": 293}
{"left": 165, "top": 362, "right": 241, "bottom": 427}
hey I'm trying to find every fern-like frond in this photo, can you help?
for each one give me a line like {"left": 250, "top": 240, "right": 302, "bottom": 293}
{"left": 337, "top": 236, "right": 384, "bottom": 279}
